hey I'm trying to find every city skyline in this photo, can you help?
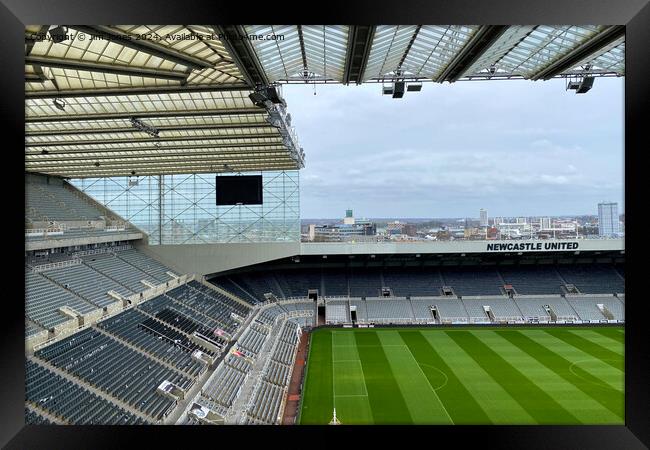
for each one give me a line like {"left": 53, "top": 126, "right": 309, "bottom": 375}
{"left": 284, "top": 78, "right": 624, "bottom": 218}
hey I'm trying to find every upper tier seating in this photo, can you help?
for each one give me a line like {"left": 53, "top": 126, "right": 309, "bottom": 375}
{"left": 211, "top": 277, "right": 260, "bottom": 305}
{"left": 277, "top": 269, "right": 322, "bottom": 297}
{"left": 26, "top": 179, "right": 104, "bottom": 222}
{"left": 322, "top": 270, "right": 348, "bottom": 296}
{"left": 114, "top": 249, "right": 176, "bottom": 282}
{"left": 499, "top": 265, "right": 565, "bottom": 295}
{"left": 43, "top": 263, "right": 131, "bottom": 307}
{"left": 349, "top": 268, "right": 382, "bottom": 297}
{"left": 25, "top": 270, "right": 96, "bottom": 329}
{"left": 83, "top": 253, "right": 159, "bottom": 293}
{"left": 440, "top": 267, "right": 503, "bottom": 296}
{"left": 557, "top": 264, "right": 625, "bottom": 294}
{"left": 384, "top": 268, "right": 443, "bottom": 297}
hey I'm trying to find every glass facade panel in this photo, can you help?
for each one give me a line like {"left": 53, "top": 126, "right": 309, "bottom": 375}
{"left": 71, "top": 170, "right": 300, "bottom": 244}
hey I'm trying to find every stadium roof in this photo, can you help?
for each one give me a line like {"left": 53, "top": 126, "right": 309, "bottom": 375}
{"left": 24, "top": 25, "right": 304, "bottom": 178}
{"left": 24, "top": 24, "right": 624, "bottom": 178}
{"left": 241, "top": 25, "right": 624, "bottom": 83}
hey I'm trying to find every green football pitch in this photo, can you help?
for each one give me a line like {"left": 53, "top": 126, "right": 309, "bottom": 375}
{"left": 298, "top": 326, "right": 624, "bottom": 425}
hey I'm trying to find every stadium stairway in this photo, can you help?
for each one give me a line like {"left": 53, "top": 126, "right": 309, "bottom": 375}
{"left": 26, "top": 355, "right": 152, "bottom": 423}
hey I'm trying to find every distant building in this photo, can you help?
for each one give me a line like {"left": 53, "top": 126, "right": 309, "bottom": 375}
{"left": 598, "top": 202, "right": 620, "bottom": 236}
{"left": 487, "top": 226, "right": 499, "bottom": 239}
{"left": 403, "top": 224, "right": 417, "bottom": 237}
{"left": 540, "top": 217, "right": 551, "bottom": 230}
{"left": 313, "top": 210, "right": 376, "bottom": 241}
{"left": 343, "top": 209, "right": 355, "bottom": 225}
{"left": 479, "top": 209, "right": 488, "bottom": 227}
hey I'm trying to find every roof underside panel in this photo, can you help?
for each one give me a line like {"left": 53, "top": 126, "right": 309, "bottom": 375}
{"left": 25, "top": 88, "right": 303, "bottom": 177}
{"left": 366, "top": 25, "right": 480, "bottom": 80}
{"left": 25, "top": 25, "right": 248, "bottom": 96}
{"left": 243, "top": 25, "right": 350, "bottom": 82}
{"left": 243, "top": 25, "right": 304, "bottom": 82}
{"left": 463, "top": 25, "right": 616, "bottom": 79}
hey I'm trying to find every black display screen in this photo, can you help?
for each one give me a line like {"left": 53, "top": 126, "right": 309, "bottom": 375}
{"left": 215, "top": 175, "right": 263, "bottom": 205}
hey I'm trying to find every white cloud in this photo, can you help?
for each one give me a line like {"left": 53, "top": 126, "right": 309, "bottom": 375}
{"left": 284, "top": 78, "right": 624, "bottom": 217}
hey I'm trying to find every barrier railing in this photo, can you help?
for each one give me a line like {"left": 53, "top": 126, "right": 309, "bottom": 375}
{"left": 31, "top": 258, "right": 82, "bottom": 272}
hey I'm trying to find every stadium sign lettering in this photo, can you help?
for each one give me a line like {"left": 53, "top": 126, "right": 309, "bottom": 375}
{"left": 486, "top": 242, "right": 579, "bottom": 252}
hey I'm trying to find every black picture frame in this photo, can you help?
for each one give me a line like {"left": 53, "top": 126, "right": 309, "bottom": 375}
{"left": 3, "top": 0, "right": 648, "bottom": 448}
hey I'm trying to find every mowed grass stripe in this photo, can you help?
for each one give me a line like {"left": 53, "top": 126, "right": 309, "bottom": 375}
{"left": 447, "top": 330, "right": 580, "bottom": 424}
{"left": 331, "top": 331, "right": 374, "bottom": 424}
{"left": 590, "top": 327, "right": 625, "bottom": 344}
{"left": 354, "top": 331, "right": 413, "bottom": 424}
{"left": 399, "top": 330, "right": 491, "bottom": 424}
{"left": 298, "top": 329, "right": 333, "bottom": 425}
{"left": 544, "top": 329, "right": 623, "bottom": 371}
{"left": 377, "top": 332, "right": 453, "bottom": 424}
{"left": 518, "top": 329, "right": 623, "bottom": 392}
{"left": 421, "top": 330, "right": 535, "bottom": 424}
{"left": 569, "top": 329, "right": 624, "bottom": 353}
{"left": 496, "top": 330, "right": 623, "bottom": 420}
{"left": 473, "top": 330, "right": 612, "bottom": 424}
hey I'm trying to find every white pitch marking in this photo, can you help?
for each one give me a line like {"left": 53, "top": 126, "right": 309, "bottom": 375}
{"left": 401, "top": 341, "right": 455, "bottom": 424}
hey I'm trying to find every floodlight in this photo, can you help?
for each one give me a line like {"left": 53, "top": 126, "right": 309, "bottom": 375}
{"left": 407, "top": 82, "right": 422, "bottom": 92}
{"left": 248, "top": 91, "right": 267, "bottom": 107}
{"left": 382, "top": 86, "right": 394, "bottom": 95}
{"left": 392, "top": 81, "right": 405, "bottom": 98}
{"left": 576, "top": 76, "right": 594, "bottom": 94}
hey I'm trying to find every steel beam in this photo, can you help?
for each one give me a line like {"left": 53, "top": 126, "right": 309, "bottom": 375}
{"left": 26, "top": 155, "right": 296, "bottom": 168}
{"left": 27, "top": 150, "right": 291, "bottom": 163}
{"left": 529, "top": 25, "right": 625, "bottom": 81}
{"left": 26, "top": 108, "right": 265, "bottom": 123}
{"left": 25, "top": 55, "right": 191, "bottom": 81}
{"left": 26, "top": 133, "right": 281, "bottom": 147}
{"left": 397, "top": 25, "right": 421, "bottom": 71}
{"left": 297, "top": 25, "right": 309, "bottom": 72}
{"left": 72, "top": 25, "right": 214, "bottom": 69}
{"left": 436, "top": 25, "right": 509, "bottom": 83}
{"left": 24, "top": 83, "right": 251, "bottom": 99}
{"left": 343, "top": 26, "right": 375, "bottom": 84}
{"left": 26, "top": 142, "right": 286, "bottom": 155}
{"left": 29, "top": 161, "right": 298, "bottom": 178}
{"left": 25, "top": 122, "right": 274, "bottom": 136}
{"left": 214, "top": 25, "right": 269, "bottom": 87}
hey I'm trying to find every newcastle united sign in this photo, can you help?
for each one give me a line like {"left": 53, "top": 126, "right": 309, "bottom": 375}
{"left": 486, "top": 241, "right": 580, "bottom": 252}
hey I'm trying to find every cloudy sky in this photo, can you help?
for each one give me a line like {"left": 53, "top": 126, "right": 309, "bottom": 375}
{"left": 283, "top": 77, "right": 624, "bottom": 219}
